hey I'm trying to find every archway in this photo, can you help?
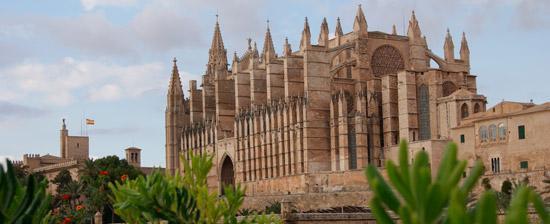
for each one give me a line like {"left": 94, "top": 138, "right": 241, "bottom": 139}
{"left": 220, "top": 155, "right": 235, "bottom": 195}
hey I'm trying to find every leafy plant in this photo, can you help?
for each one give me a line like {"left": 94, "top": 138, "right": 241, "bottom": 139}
{"left": 109, "top": 152, "right": 280, "bottom": 224}
{"left": 0, "top": 160, "right": 52, "bottom": 224}
{"left": 365, "top": 140, "right": 550, "bottom": 224}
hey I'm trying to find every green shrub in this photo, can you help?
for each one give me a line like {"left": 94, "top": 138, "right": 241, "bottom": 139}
{"left": 0, "top": 160, "right": 52, "bottom": 224}
{"left": 109, "top": 152, "right": 280, "bottom": 224}
{"left": 365, "top": 140, "right": 550, "bottom": 224}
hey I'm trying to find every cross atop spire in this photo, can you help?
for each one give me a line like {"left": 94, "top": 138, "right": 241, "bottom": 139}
{"left": 168, "top": 57, "right": 183, "bottom": 96}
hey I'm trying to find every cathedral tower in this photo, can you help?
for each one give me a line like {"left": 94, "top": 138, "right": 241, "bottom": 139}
{"left": 165, "top": 58, "right": 185, "bottom": 174}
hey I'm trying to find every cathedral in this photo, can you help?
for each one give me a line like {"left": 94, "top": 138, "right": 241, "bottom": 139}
{"left": 165, "top": 5, "right": 549, "bottom": 210}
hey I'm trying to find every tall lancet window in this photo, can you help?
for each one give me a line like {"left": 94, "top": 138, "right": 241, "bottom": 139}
{"left": 347, "top": 95, "right": 357, "bottom": 169}
{"left": 418, "top": 85, "right": 431, "bottom": 140}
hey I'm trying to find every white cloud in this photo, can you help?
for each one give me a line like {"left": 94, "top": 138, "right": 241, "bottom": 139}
{"left": 0, "top": 57, "right": 170, "bottom": 106}
{"left": 81, "top": 0, "right": 137, "bottom": 11}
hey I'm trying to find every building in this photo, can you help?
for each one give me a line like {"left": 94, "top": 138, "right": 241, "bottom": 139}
{"left": 450, "top": 101, "right": 550, "bottom": 191}
{"left": 18, "top": 119, "right": 90, "bottom": 193}
{"left": 16, "top": 119, "right": 160, "bottom": 193}
{"left": 165, "top": 5, "right": 549, "bottom": 210}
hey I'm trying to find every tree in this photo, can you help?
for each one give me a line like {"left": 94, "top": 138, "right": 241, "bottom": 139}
{"left": 109, "top": 152, "right": 280, "bottom": 224}
{"left": 365, "top": 140, "right": 549, "bottom": 224}
{"left": 52, "top": 169, "right": 74, "bottom": 195}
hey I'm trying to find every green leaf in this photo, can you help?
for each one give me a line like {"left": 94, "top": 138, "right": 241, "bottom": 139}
{"left": 366, "top": 165, "right": 401, "bottom": 213}
{"left": 370, "top": 196, "right": 395, "bottom": 224}
{"left": 474, "top": 191, "right": 497, "bottom": 224}
{"left": 504, "top": 186, "right": 529, "bottom": 224}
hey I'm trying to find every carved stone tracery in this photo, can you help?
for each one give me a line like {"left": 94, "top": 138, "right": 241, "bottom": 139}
{"left": 370, "top": 45, "right": 405, "bottom": 76}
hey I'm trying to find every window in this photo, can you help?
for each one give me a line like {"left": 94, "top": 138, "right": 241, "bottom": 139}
{"left": 461, "top": 103, "right": 469, "bottom": 119}
{"left": 491, "top": 157, "right": 500, "bottom": 173}
{"left": 474, "top": 103, "right": 481, "bottom": 113}
{"left": 418, "top": 85, "right": 431, "bottom": 140}
{"left": 479, "top": 126, "right": 488, "bottom": 142}
{"left": 498, "top": 123, "right": 506, "bottom": 140}
{"left": 77, "top": 143, "right": 79, "bottom": 148}
{"left": 520, "top": 161, "right": 528, "bottom": 169}
{"left": 460, "top": 134, "right": 465, "bottom": 143}
{"left": 518, "top": 125, "right": 526, "bottom": 139}
{"left": 489, "top": 124, "right": 497, "bottom": 141}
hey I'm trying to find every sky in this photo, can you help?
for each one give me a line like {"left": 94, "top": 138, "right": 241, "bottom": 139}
{"left": 0, "top": 0, "right": 549, "bottom": 167}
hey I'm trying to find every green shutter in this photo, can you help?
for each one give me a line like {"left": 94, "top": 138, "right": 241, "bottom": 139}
{"left": 518, "top": 125, "right": 525, "bottom": 139}
{"left": 460, "top": 134, "right": 465, "bottom": 143}
{"left": 520, "top": 161, "right": 528, "bottom": 169}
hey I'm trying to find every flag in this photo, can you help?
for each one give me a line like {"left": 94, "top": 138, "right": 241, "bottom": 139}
{"left": 86, "top": 119, "right": 95, "bottom": 125}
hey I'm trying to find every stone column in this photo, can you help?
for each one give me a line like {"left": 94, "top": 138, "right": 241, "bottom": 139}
{"left": 337, "top": 92, "right": 349, "bottom": 171}
{"left": 398, "top": 71, "right": 419, "bottom": 142}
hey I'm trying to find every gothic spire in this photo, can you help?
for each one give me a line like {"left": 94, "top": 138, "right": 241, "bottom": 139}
{"left": 407, "top": 11, "right": 422, "bottom": 41}
{"left": 283, "top": 37, "right": 292, "bottom": 56}
{"left": 353, "top": 4, "right": 368, "bottom": 35}
{"left": 168, "top": 57, "right": 184, "bottom": 96}
{"left": 300, "top": 17, "right": 311, "bottom": 51}
{"left": 262, "top": 20, "right": 276, "bottom": 62}
{"left": 460, "top": 32, "right": 470, "bottom": 63}
{"left": 335, "top": 17, "right": 343, "bottom": 37}
{"left": 206, "top": 16, "right": 228, "bottom": 77}
{"left": 318, "top": 17, "right": 329, "bottom": 47}
{"left": 444, "top": 28, "right": 455, "bottom": 61}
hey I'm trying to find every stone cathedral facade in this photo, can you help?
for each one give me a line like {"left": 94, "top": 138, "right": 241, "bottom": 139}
{"left": 165, "top": 6, "right": 504, "bottom": 209}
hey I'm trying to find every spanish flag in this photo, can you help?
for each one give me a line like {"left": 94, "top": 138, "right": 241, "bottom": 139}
{"left": 86, "top": 119, "right": 95, "bottom": 125}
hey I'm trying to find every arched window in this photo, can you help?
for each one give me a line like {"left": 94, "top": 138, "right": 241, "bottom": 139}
{"left": 479, "top": 126, "right": 488, "bottom": 143}
{"left": 461, "top": 103, "right": 469, "bottom": 119}
{"left": 442, "top": 81, "right": 457, "bottom": 97}
{"left": 474, "top": 103, "right": 481, "bottom": 113}
{"left": 418, "top": 85, "right": 431, "bottom": 140}
{"left": 489, "top": 124, "right": 497, "bottom": 141}
{"left": 498, "top": 123, "right": 507, "bottom": 140}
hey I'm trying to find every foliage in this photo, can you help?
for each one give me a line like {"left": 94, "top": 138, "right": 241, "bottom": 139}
{"left": 12, "top": 162, "right": 46, "bottom": 185}
{"left": 263, "top": 201, "right": 281, "bottom": 214}
{"left": 48, "top": 155, "right": 144, "bottom": 223}
{"left": 0, "top": 160, "right": 52, "bottom": 224}
{"left": 110, "top": 152, "right": 280, "bottom": 224}
{"left": 52, "top": 169, "right": 74, "bottom": 195}
{"left": 365, "top": 140, "right": 550, "bottom": 224}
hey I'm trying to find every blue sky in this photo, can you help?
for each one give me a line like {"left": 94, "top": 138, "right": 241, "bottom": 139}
{"left": 0, "top": 0, "right": 549, "bottom": 167}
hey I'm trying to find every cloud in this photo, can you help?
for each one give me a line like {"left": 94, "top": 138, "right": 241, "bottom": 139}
{"left": 0, "top": 101, "right": 48, "bottom": 120}
{"left": 0, "top": 57, "right": 168, "bottom": 106}
{"left": 81, "top": 0, "right": 137, "bottom": 11}
{"left": 130, "top": 1, "right": 204, "bottom": 51}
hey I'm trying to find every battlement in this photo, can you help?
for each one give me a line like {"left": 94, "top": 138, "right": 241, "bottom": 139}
{"left": 23, "top": 153, "right": 41, "bottom": 158}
